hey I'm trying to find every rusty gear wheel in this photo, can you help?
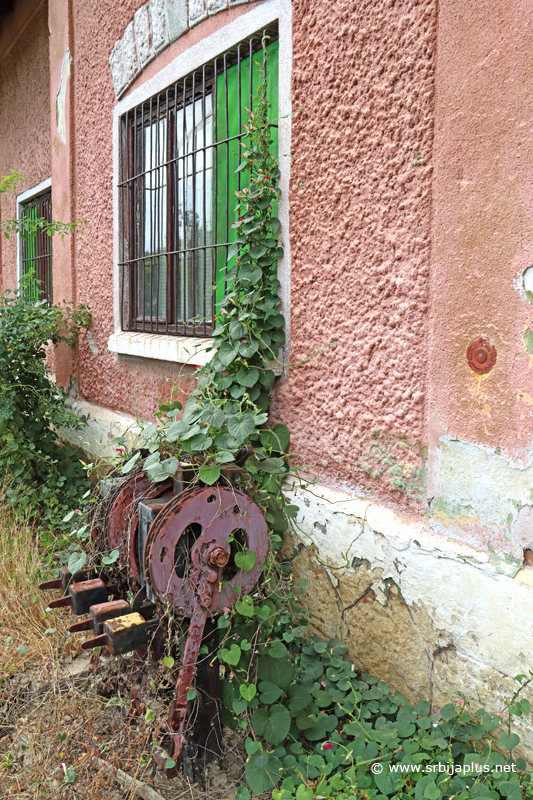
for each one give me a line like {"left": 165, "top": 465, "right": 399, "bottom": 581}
{"left": 144, "top": 485, "right": 269, "bottom": 617}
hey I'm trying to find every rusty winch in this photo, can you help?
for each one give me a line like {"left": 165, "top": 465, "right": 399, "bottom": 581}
{"left": 39, "top": 450, "right": 269, "bottom": 778}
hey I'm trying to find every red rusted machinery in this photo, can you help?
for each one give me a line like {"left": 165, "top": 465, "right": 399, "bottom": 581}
{"left": 39, "top": 452, "right": 269, "bottom": 778}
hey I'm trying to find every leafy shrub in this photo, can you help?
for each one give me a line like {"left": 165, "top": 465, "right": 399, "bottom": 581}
{"left": 0, "top": 278, "right": 91, "bottom": 524}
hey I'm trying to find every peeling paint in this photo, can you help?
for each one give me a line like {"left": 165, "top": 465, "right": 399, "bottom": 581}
{"left": 56, "top": 49, "right": 71, "bottom": 144}
{"left": 429, "top": 437, "right": 533, "bottom": 551}
{"left": 289, "top": 481, "right": 533, "bottom": 688}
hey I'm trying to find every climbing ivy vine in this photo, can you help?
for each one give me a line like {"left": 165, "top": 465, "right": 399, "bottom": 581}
{"left": 123, "top": 41, "right": 296, "bottom": 542}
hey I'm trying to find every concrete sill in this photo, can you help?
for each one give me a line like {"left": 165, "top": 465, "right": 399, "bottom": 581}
{"left": 108, "top": 331, "right": 214, "bottom": 366}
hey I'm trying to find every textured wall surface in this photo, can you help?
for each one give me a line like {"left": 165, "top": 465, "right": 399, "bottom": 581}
{"left": 273, "top": 0, "right": 437, "bottom": 509}
{"left": 425, "top": 0, "right": 533, "bottom": 549}
{"left": 0, "top": 4, "right": 51, "bottom": 291}
{"left": 71, "top": 0, "right": 184, "bottom": 419}
{"left": 429, "top": 0, "right": 533, "bottom": 460}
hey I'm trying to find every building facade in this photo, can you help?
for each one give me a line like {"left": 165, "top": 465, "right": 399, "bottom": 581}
{"left": 2, "top": 0, "right": 533, "bottom": 754}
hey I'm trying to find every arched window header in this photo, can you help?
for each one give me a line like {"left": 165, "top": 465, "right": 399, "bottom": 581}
{"left": 110, "top": 0, "right": 261, "bottom": 98}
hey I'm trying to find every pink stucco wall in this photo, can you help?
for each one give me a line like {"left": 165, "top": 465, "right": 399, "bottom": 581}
{"left": 0, "top": 2, "right": 51, "bottom": 291}
{"left": 54, "top": 0, "right": 437, "bottom": 500}
{"left": 429, "top": 0, "right": 533, "bottom": 462}
{"left": 274, "top": 0, "right": 436, "bottom": 509}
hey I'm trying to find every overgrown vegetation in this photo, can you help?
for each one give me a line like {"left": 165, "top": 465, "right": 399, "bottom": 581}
{"left": 1, "top": 170, "right": 81, "bottom": 240}
{"left": 223, "top": 622, "right": 533, "bottom": 799}
{"left": 0, "top": 499, "right": 76, "bottom": 674}
{"left": 2, "top": 45, "right": 533, "bottom": 800}
{"left": 55, "top": 46, "right": 533, "bottom": 800}
{"left": 0, "top": 170, "right": 91, "bottom": 525}
{"left": 0, "top": 276, "right": 91, "bottom": 525}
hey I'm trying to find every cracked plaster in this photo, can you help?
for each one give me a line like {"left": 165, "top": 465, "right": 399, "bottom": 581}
{"left": 286, "top": 482, "right": 533, "bottom": 758}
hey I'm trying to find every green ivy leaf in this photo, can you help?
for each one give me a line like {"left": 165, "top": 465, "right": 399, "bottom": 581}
{"left": 198, "top": 464, "right": 221, "bottom": 485}
{"left": 166, "top": 419, "right": 190, "bottom": 442}
{"left": 257, "top": 656, "right": 293, "bottom": 690}
{"left": 188, "top": 433, "right": 212, "bottom": 451}
{"left": 233, "top": 697, "right": 248, "bottom": 715}
{"left": 162, "top": 656, "right": 175, "bottom": 670}
{"left": 259, "top": 681, "right": 284, "bottom": 704}
{"left": 236, "top": 367, "right": 259, "bottom": 388}
{"left": 245, "top": 753, "right": 282, "bottom": 795}
{"left": 498, "top": 732, "right": 520, "bottom": 751}
{"left": 252, "top": 704, "right": 291, "bottom": 745}
{"left": 180, "top": 424, "right": 201, "bottom": 441}
{"left": 216, "top": 450, "right": 235, "bottom": 464}
{"left": 121, "top": 451, "right": 141, "bottom": 474}
{"left": 218, "top": 342, "right": 238, "bottom": 367}
{"left": 234, "top": 550, "right": 256, "bottom": 571}
{"left": 221, "top": 644, "right": 242, "bottom": 666}
{"left": 240, "top": 683, "right": 257, "bottom": 702}
{"left": 227, "top": 411, "right": 256, "bottom": 444}
{"left": 236, "top": 787, "right": 250, "bottom": 800}
{"left": 236, "top": 596, "right": 255, "bottom": 617}
{"left": 141, "top": 423, "right": 157, "bottom": 440}
{"left": 67, "top": 550, "right": 87, "bottom": 575}
{"left": 102, "top": 549, "right": 119, "bottom": 565}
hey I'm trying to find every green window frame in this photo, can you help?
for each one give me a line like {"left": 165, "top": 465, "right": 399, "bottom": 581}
{"left": 119, "top": 25, "right": 279, "bottom": 337}
{"left": 20, "top": 190, "right": 53, "bottom": 303}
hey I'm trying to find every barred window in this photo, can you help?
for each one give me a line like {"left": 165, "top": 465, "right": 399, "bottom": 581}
{"left": 119, "top": 25, "right": 279, "bottom": 338}
{"left": 20, "top": 190, "right": 53, "bottom": 303}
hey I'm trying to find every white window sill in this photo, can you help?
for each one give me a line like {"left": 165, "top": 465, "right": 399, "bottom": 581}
{"left": 108, "top": 332, "right": 214, "bottom": 366}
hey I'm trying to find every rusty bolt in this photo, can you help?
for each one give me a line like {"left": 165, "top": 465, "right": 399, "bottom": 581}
{"left": 207, "top": 547, "right": 230, "bottom": 568}
{"left": 466, "top": 337, "right": 497, "bottom": 375}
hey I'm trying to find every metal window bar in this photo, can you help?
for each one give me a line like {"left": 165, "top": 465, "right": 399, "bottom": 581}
{"left": 119, "top": 24, "right": 279, "bottom": 337}
{"left": 20, "top": 190, "right": 53, "bottom": 303}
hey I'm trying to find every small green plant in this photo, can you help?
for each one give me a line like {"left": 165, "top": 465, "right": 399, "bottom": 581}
{"left": 231, "top": 634, "right": 532, "bottom": 799}
{"left": 0, "top": 170, "right": 81, "bottom": 239}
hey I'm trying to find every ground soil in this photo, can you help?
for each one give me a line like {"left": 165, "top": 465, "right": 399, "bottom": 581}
{"left": 0, "top": 650, "right": 247, "bottom": 799}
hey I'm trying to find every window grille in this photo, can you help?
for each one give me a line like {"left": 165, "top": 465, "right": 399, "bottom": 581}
{"left": 20, "top": 190, "right": 53, "bottom": 303}
{"left": 119, "top": 24, "right": 279, "bottom": 337}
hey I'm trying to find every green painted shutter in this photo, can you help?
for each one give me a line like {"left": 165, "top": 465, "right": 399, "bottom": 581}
{"left": 215, "top": 40, "right": 279, "bottom": 312}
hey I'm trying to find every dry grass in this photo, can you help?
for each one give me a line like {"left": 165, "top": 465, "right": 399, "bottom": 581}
{"left": 0, "top": 503, "right": 78, "bottom": 673}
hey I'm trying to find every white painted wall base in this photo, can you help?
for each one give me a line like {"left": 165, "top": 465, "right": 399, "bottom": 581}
{"left": 60, "top": 400, "right": 141, "bottom": 458}
{"left": 286, "top": 482, "right": 533, "bottom": 761}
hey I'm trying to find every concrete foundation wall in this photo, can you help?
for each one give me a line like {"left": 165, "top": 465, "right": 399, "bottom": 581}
{"left": 285, "top": 482, "right": 533, "bottom": 761}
